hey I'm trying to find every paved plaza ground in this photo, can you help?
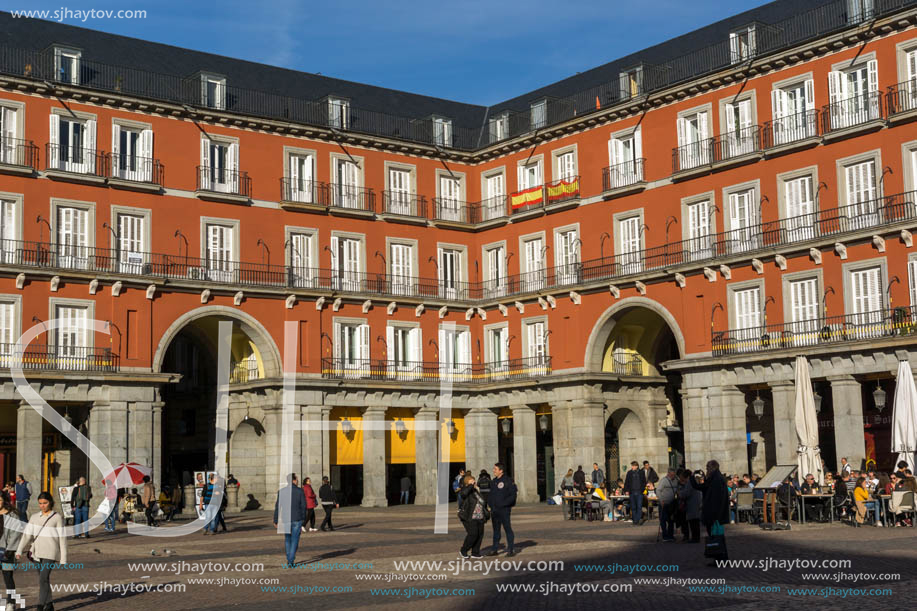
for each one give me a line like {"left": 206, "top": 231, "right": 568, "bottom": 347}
{"left": 10, "top": 503, "right": 917, "bottom": 610}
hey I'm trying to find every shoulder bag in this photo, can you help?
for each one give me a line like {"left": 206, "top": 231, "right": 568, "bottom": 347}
{"left": 26, "top": 512, "right": 58, "bottom": 562}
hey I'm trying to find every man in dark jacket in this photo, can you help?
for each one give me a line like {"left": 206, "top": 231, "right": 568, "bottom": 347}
{"left": 691, "top": 460, "right": 730, "bottom": 560}
{"left": 623, "top": 461, "right": 647, "bottom": 525}
{"left": 274, "top": 473, "right": 306, "bottom": 566}
{"left": 487, "top": 463, "right": 517, "bottom": 557}
{"left": 642, "top": 461, "right": 660, "bottom": 485}
{"left": 573, "top": 466, "right": 586, "bottom": 491}
{"left": 200, "top": 474, "right": 220, "bottom": 534}
{"left": 591, "top": 463, "right": 605, "bottom": 488}
{"left": 73, "top": 476, "right": 92, "bottom": 538}
{"left": 14, "top": 474, "right": 31, "bottom": 518}
{"left": 319, "top": 476, "right": 338, "bottom": 531}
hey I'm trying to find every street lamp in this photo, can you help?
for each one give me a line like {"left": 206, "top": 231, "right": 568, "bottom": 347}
{"left": 812, "top": 386, "right": 822, "bottom": 414}
{"left": 873, "top": 381, "right": 886, "bottom": 412}
{"left": 395, "top": 419, "right": 407, "bottom": 435}
{"left": 500, "top": 418, "right": 512, "bottom": 436}
{"left": 752, "top": 393, "right": 765, "bottom": 418}
{"left": 538, "top": 413, "right": 550, "bottom": 432}
{"left": 341, "top": 419, "right": 354, "bottom": 435}
{"left": 446, "top": 419, "right": 456, "bottom": 436}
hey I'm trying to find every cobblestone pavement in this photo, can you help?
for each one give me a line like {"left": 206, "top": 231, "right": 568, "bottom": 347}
{"left": 10, "top": 504, "right": 916, "bottom": 610}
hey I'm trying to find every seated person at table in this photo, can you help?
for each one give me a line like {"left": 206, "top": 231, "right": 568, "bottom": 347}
{"left": 561, "top": 469, "right": 576, "bottom": 493}
{"left": 775, "top": 477, "right": 797, "bottom": 520}
{"left": 824, "top": 472, "right": 835, "bottom": 491}
{"left": 800, "top": 473, "right": 826, "bottom": 522}
{"left": 865, "top": 470, "right": 879, "bottom": 490}
{"left": 875, "top": 473, "right": 891, "bottom": 496}
{"left": 853, "top": 477, "right": 881, "bottom": 526}
{"left": 901, "top": 469, "right": 917, "bottom": 493}
{"left": 889, "top": 473, "right": 903, "bottom": 492}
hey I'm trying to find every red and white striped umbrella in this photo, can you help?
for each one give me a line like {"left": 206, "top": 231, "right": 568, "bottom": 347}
{"left": 103, "top": 462, "right": 152, "bottom": 488}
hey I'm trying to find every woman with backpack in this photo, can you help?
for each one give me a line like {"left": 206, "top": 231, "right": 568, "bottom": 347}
{"left": 16, "top": 491, "right": 67, "bottom": 611}
{"left": 457, "top": 474, "right": 488, "bottom": 559}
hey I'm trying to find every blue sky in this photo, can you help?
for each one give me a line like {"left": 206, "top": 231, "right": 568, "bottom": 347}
{"left": 6, "top": 0, "right": 774, "bottom": 104}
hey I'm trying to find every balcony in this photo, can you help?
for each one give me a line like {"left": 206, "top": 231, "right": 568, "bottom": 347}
{"left": 108, "top": 153, "right": 163, "bottom": 192}
{"left": 320, "top": 356, "right": 551, "bottom": 384}
{"left": 195, "top": 166, "right": 251, "bottom": 203}
{"left": 545, "top": 176, "right": 580, "bottom": 210}
{"left": 279, "top": 177, "right": 328, "bottom": 212}
{"left": 381, "top": 191, "right": 427, "bottom": 222}
{"left": 610, "top": 353, "right": 649, "bottom": 376}
{"left": 432, "top": 198, "right": 476, "bottom": 225}
{"left": 602, "top": 159, "right": 646, "bottom": 198}
{"left": 821, "top": 91, "right": 884, "bottom": 139}
{"left": 0, "top": 344, "right": 119, "bottom": 373}
{"left": 0, "top": 137, "right": 39, "bottom": 175}
{"left": 475, "top": 196, "right": 508, "bottom": 225}
{"left": 887, "top": 80, "right": 917, "bottom": 123}
{"left": 711, "top": 125, "right": 762, "bottom": 168}
{"left": 510, "top": 185, "right": 545, "bottom": 218}
{"left": 45, "top": 143, "right": 107, "bottom": 184}
{"left": 324, "top": 183, "right": 375, "bottom": 217}
{"left": 712, "top": 306, "right": 917, "bottom": 356}
{"left": 761, "top": 109, "right": 820, "bottom": 154}
{"left": 671, "top": 139, "right": 712, "bottom": 178}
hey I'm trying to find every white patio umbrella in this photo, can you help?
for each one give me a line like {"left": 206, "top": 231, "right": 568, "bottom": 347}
{"left": 795, "top": 356, "right": 824, "bottom": 485}
{"left": 891, "top": 360, "right": 917, "bottom": 472}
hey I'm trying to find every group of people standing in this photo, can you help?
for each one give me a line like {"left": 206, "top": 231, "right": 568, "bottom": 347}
{"left": 455, "top": 462, "right": 517, "bottom": 558}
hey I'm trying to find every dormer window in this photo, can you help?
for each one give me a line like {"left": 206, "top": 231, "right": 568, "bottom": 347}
{"left": 619, "top": 67, "right": 643, "bottom": 99}
{"left": 328, "top": 97, "right": 349, "bottom": 129}
{"left": 433, "top": 117, "right": 452, "bottom": 147}
{"left": 530, "top": 100, "right": 547, "bottom": 130}
{"left": 488, "top": 113, "right": 508, "bottom": 143}
{"left": 730, "top": 26, "right": 756, "bottom": 64}
{"left": 200, "top": 73, "right": 226, "bottom": 109}
{"left": 54, "top": 47, "right": 81, "bottom": 85}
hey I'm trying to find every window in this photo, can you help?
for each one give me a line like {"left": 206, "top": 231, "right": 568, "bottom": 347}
{"left": 849, "top": 265, "right": 882, "bottom": 337}
{"left": 56, "top": 304, "right": 89, "bottom": 366}
{"left": 390, "top": 243, "right": 414, "bottom": 295}
{"left": 0, "top": 300, "right": 14, "bottom": 359}
{"left": 784, "top": 175, "right": 816, "bottom": 241}
{"left": 771, "top": 79, "right": 816, "bottom": 144}
{"left": 618, "top": 215, "right": 642, "bottom": 273}
{"left": 387, "top": 325, "right": 420, "bottom": 375}
{"left": 485, "top": 245, "right": 506, "bottom": 298}
{"left": 57, "top": 206, "right": 89, "bottom": 269}
{"left": 289, "top": 232, "right": 314, "bottom": 288}
{"left": 525, "top": 319, "right": 547, "bottom": 365}
{"left": 200, "top": 139, "right": 239, "bottom": 193}
{"left": 518, "top": 161, "right": 542, "bottom": 190}
{"left": 49, "top": 114, "right": 96, "bottom": 173}
{"left": 619, "top": 67, "right": 642, "bottom": 99}
{"left": 433, "top": 117, "right": 452, "bottom": 147}
{"left": 685, "top": 200, "right": 712, "bottom": 261}
{"left": 328, "top": 98, "right": 349, "bottom": 129}
{"left": 733, "top": 286, "right": 761, "bottom": 351}
{"left": 729, "top": 26, "right": 756, "bottom": 64}
{"left": 523, "top": 236, "right": 545, "bottom": 290}
{"left": 334, "top": 158, "right": 360, "bottom": 208}
{"left": 556, "top": 151, "right": 576, "bottom": 181}
{"left": 437, "top": 175, "right": 461, "bottom": 221}
{"left": 439, "top": 326, "right": 470, "bottom": 375}
{"left": 676, "top": 110, "right": 709, "bottom": 169}
{"left": 388, "top": 167, "right": 412, "bottom": 215}
{"left": 788, "top": 277, "right": 819, "bottom": 346}
{"left": 288, "top": 153, "right": 314, "bottom": 203}
{"left": 607, "top": 129, "right": 643, "bottom": 187}
{"left": 488, "top": 113, "right": 508, "bottom": 143}
{"left": 903, "top": 47, "right": 917, "bottom": 111}
{"left": 555, "top": 229, "right": 580, "bottom": 285}
{"left": 844, "top": 159, "right": 879, "bottom": 228}
{"left": 111, "top": 124, "right": 153, "bottom": 182}
{"left": 117, "top": 213, "right": 145, "bottom": 274}
{"left": 726, "top": 188, "right": 759, "bottom": 253}
{"left": 487, "top": 326, "right": 509, "bottom": 377}
{"left": 1, "top": 106, "right": 19, "bottom": 165}
{"left": 530, "top": 100, "right": 546, "bottom": 130}
{"left": 54, "top": 48, "right": 81, "bottom": 84}
{"left": 333, "top": 321, "right": 369, "bottom": 373}
{"left": 331, "top": 235, "right": 361, "bottom": 291}
{"left": 0, "top": 198, "right": 17, "bottom": 262}
{"left": 909, "top": 257, "right": 917, "bottom": 308}
{"left": 438, "top": 247, "right": 461, "bottom": 299}
{"left": 847, "top": 0, "right": 875, "bottom": 23}
{"left": 723, "top": 98, "right": 755, "bottom": 157}
{"left": 483, "top": 173, "right": 505, "bottom": 220}
{"left": 200, "top": 74, "right": 226, "bottom": 110}
{"left": 828, "top": 60, "right": 879, "bottom": 128}
{"left": 205, "top": 223, "right": 234, "bottom": 282}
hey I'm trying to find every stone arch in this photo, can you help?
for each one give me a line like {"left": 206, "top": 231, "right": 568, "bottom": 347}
{"left": 230, "top": 419, "right": 266, "bottom": 506}
{"left": 583, "top": 297, "right": 686, "bottom": 372}
{"left": 152, "top": 306, "right": 282, "bottom": 378}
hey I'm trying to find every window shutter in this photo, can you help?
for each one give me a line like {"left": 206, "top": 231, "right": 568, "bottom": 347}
{"left": 517, "top": 164, "right": 526, "bottom": 191}
{"left": 0, "top": 199, "right": 15, "bottom": 244}
{"left": 386, "top": 325, "right": 394, "bottom": 362}
{"left": 909, "top": 259, "right": 917, "bottom": 307}
{"left": 110, "top": 123, "right": 121, "bottom": 178}
{"left": 289, "top": 154, "right": 300, "bottom": 200}
{"left": 739, "top": 99, "right": 752, "bottom": 129}
{"left": 749, "top": 27, "right": 756, "bottom": 55}
{"left": 85, "top": 119, "right": 96, "bottom": 173}
{"left": 725, "top": 103, "right": 736, "bottom": 134}
{"left": 828, "top": 71, "right": 842, "bottom": 106}
{"left": 229, "top": 142, "right": 239, "bottom": 173}
{"left": 140, "top": 129, "right": 153, "bottom": 181}
{"left": 676, "top": 116, "right": 686, "bottom": 148}
{"left": 698, "top": 111, "right": 708, "bottom": 140}
{"left": 332, "top": 321, "right": 341, "bottom": 360}
{"left": 729, "top": 32, "right": 739, "bottom": 62}
{"left": 866, "top": 59, "right": 878, "bottom": 93}
{"left": 330, "top": 235, "right": 339, "bottom": 273}
{"left": 790, "top": 278, "right": 818, "bottom": 323}
{"left": 804, "top": 79, "right": 815, "bottom": 112}
{"left": 49, "top": 113, "right": 59, "bottom": 148}
{"left": 786, "top": 178, "right": 799, "bottom": 218}
{"left": 608, "top": 137, "right": 619, "bottom": 168}
{"left": 409, "top": 327, "right": 420, "bottom": 363}
{"left": 0, "top": 301, "right": 12, "bottom": 346}
{"left": 359, "top": 324, "right": 370, "bottom": 362}
{"left": 634, "top": 127, "right": 642, "bottom": 160}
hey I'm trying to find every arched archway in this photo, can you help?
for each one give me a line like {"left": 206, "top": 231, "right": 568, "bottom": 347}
{"left": 584, "top": 297, "right": 685, "bottom": 373}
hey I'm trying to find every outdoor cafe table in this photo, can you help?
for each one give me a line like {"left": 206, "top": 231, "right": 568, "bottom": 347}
{"left": 562, "top": 495, "right": 587, "bottom": 520}
{"left": 797, "top": 493, "right": 834, "bottom": 524}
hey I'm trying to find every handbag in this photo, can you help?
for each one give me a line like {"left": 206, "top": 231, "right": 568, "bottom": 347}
{"left": 704, "top": 520, "right": 727, "bottom": 559}
{"left": 26, "top": 512, "right": 57, "bottom": 562}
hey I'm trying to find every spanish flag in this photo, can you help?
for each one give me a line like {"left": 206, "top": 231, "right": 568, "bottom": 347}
{"left": 511, "top": 185, "right": 543, "bottom": 209}
{"left": 547, "top": 177, "right": 579, "bottom": 203}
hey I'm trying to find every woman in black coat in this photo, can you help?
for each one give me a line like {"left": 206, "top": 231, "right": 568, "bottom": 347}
{"left": 458, "top": 474, "right": 488, "bottom": 558}
{"left": 690, "top": 460, "right": 731, "bottom": 533}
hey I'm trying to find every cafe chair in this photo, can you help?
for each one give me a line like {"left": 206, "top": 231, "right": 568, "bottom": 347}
{"left": 735, "top": 489, "right": 757, "bottom": 523}
{"left": 889, "top": 491, "right": 916, "bottom": 527}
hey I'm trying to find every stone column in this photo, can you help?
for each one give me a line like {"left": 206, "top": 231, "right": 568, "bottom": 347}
{"left": 321, "top": 407, "right": 332, "bottom": 478}
{"left": 151, "top": 401, "right": 163, "bottom": 493}
{"left": 716, "top": 386, "right": 749, "bottom": 478}
{"left": 681, "top": 386, "right": 708, "bottom": 470}
{"left": 550, "top": 401, "right": 574, "bottom": 490}
{"left": 464, "top": 407, "right": 498, "bottom": 474}
{"left": 770, "top": 381, "right": 797, "bottom": 466}
{"left": 303, "top": 405, "right": 324, "bottom": 484}
{"left": 361, "top": 406, "right": 387, "bottom": 507}
{"left": 511, "top": 405, "right": 537, "bottom": 503}
{"left": 414, "top": 407, "right": 438, "bottom": 505}
{"left": 262, "top": 405, "right": 283, "bottom": 507}
{"left": 17, "top": 401, "right": 43, "bottom": 513}
{"left": 829, "top": 375, "right": 866, "bottom": 471}
{"left": 128, "top": 402, "right": 153, "bottom": 477}
{"left": 88, "top": 401, "right": 128, "bottom": 503}
{"left": 570, "top": 400, "right": 605, "bottom": 473}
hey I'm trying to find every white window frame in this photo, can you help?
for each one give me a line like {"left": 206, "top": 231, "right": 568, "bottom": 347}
{"left": 0, "top": 192, "right": 22, "bottom": 264}
{"left": 333, "top": 317, "right": 369, "bottom": 375}
{"left": 200, "top": 136, "right": 239, "bottom": 193}
{"left": 606, "top": 127, "right": 643, "bottom": 188}
{"left": 331, "top": 153, "right": 364, "bottom": 209}
{"left": 614, "top": 211, "right": 644, "bottom": 274}
{"left": 432, "top": 117, "right": 452, "bottom": 147}
{"left": 439, "top": 324, "right": 471, "bottom": 378}
{"left": 328, "top": 97, "right": 349, "bottom": 130}
{"left": 200, "top": 73, "right": 226, "bottom": 110}
{"left": 482, "top": 169, "right": 506, "bottom": 221}
{"left": 530, "top": 100, "right": 547, "bottom": 130}
{"left": 729, "top": 26, "right": 756, "bottom": 64}
{"left": 111, "top": 205, "right": 152, "bottom": 275}
{"left": 676, "top": 105, "right": 711, "bottom": 169}
{"left": 54, "top": 47, "right": 81, "bottom": 85}
{"left": 682, "top": 194, "right": 713, "bottom": 262}
{"left": 483, "top": 242, "right": 507, "bottom": 298}
{"left": 722, "top": 181, "right": 760, "bottom": 254}
{"left": 0, "top": 295, "right": 21, "bottom": 362}
{"left": 488, "top": 113, "right": 508, "bottom": 143}
{"left": 330, "top": 232, "right": 365, "bottom": 292}
{"left": 286, "top": 226, "right": 317, "bottom": 288}
{"left": 51, "top": 199, "right": 95, "bottom": 270}
{"left": 285, "top": 147, "right": 316, "bottom": 204}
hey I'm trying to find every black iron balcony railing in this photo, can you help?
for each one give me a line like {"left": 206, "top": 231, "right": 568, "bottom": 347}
{"left": 433, "top": 198, "right": 475, "bottom": 224}
{"left": 322, "top": 183, "right": 375, "bottom": 212}
{"left": 602, "top": 159, "right": 645, "bottom": 191}
{"left": 382, "top": 191, "right": 427, "bottom": 218}
{"left": 887, "top": 80, "right": 917, "bottom": 116}
{"left": 320, "top": 356, "right": 551, "bottom": 383}
{"left": 0, "top": 343, "right": 119, "bottom": 372}
{"left": 761, "top": 109, "right": 820, "bottom": 148}
{"left": 611, "top": 353, "right": 648, "bottom": 376}
{"left": 712, "top": 125, "right": 761, "bottom": 161}
{"left": 45, "top": 143, "right": 107, "bottom": 176}
{"left": 476, "top": 196, "right": 508, "bottom": 222}
{"left": 821, "top": 90, "right": 884, "bottom": 133}
{"left": 0, "top": 137, "right": 39, "bottom": 168}
{"left": 545, "top": 176, "right": 580, "bottom": 205}
{"left": 280, "top": 177, "right": 325, "bottom": 205}
{"left": 108, "top": 153, "right": 163, "bottom": 185}
{"left": 672, "top": 139, "right": 713, "bottom": 173}
{"left": 712, "top": 306, "right": 917, "bottom": 356}
{"left": 196, "top": 166, "right": 251, "bottom": 197}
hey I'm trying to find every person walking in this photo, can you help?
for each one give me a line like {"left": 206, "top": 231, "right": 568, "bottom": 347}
{"left": 273, "top": 474, "right": 306, "bottom": 567}
{"left": 458, "top": 473, "right": 488, "bottom": 558}
{"left": 102, "top": 479, "right": 119, "bottom": 532}
{"left": 624, "top": 461, "right": 647, "bottom": 525}
{"left": 16, "top": 491, "right": 67, "bottom": 611}
{"left": 0, "top": 492, "right": 22, "bottom": 610}
{"left": 72, "top": 477, "right": 92, "bottom": 538}
{"left": 217, "top": 485, "right": 229, "bottom": 532}
{"left": 691, "top": 460, "right": 730, "bottom": 561}
{"left": 141, "top": 475, "right": 157, "bottom": 528}
{"left": 591, "top": 463, "right": 605, "bottom": 488}
{"left": 302, "top": 477, "right": 318, "bottom": 533}
{"left": 199, "top": 474, "right": 217, "bottom": 534}
{"left": 656, "top": 468, "right": 678, "bottom": 542}
{"left": 319, "top": 476, "right": 338, "bottom": 531}
{"left": 14, "top": 475, "right": 31, "bottom": 519}
{"left": 487, "top": 462, "right": 517, "bottom": 557}
{"left": 400, "top": 475, "right": 412, "bottom": 505}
